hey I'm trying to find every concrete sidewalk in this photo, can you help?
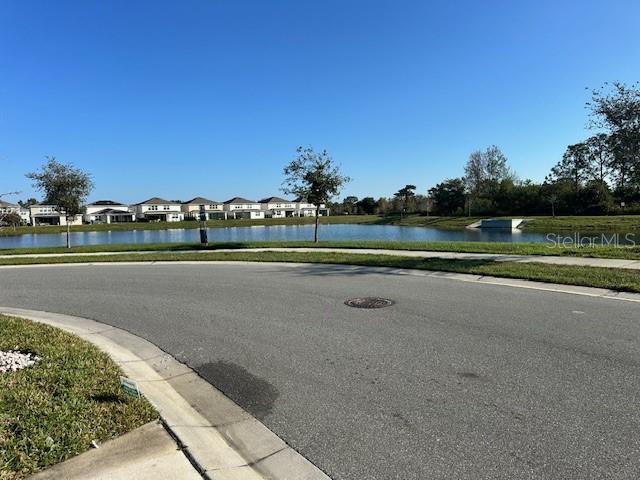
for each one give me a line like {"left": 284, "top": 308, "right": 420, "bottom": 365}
{"left": 30, "top": 421, "right": 202, "bottom": 480}
{"left": 2, "top": 246, "right": 640, "bottom": 270}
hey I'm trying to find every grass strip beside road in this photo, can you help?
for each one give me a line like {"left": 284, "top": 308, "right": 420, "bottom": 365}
{"left": 0, "top": 315, "right": 157, "bottom": 479}
{"left": 1, "top": 250, "right": 638, "bottom": 294}
{"left": 2, "top": 240, "right": 640, "bottom": 260}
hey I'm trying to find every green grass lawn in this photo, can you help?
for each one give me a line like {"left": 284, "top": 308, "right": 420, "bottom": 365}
{"left": 2, "top": 213, "right": 640, "bottom": 237}
{"left": 367, "top": 214, "right": 640, "bottom": 231}
{"left": 0, "top": 250, "right": 638, "bottom": 294}
{"left": 0, "top": 316, "right": 157, "bottom": 479}
{"left": 523, "top": 215, "right": 640, "bottom": 232}
{"left": 2, "top": 240, "right": 640, "bottom": 260}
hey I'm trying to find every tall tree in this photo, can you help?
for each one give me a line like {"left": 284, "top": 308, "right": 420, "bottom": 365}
{"left": 26, "top": 157, "right": 94, "bottom": 248}
{"left": 483, "top": 145, "right": 514, "bottom": 185}
{"left": 585, "top": 133, "right": 613, "bottom": 185}
{"left": 428, "top": 178, "right": 466, "bottom": 215}
{"left": 18, "top": 197, "right": 37, "bottom": 208}
{"left": 463, "top": 145, "right": 514, "bottom": 214}
{"left": 356, "top": 197, "right": 377, "bottom": 215}
{"left": 608, "top": 129, "right": 637, "bottom": 196}
{"left": 342, "top": 196, "right": 359, "bottom": 214}
{"left": 588, "top": 82, "right": 640, "bottom": 197}
{"left": 376, "top": 197, "right": 391, "bottom": 214}
{"left": 463, "top": 150, "right": 485, "bottom": 196}
{"left": 394, "top": 184, "right": 416, "bottom": 215}
{"left": 551, "top": 143, "right": 592, "bottom": 192}
{"left": 282, "top": 147, "right": 350, "bottom": 242}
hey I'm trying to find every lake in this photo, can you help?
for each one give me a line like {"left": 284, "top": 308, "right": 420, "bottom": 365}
{"left": 1, "top": 223, "right": 628, "bottom": 249}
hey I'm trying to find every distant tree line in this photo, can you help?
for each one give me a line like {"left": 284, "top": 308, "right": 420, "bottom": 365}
{"left": 329, "top": 82, "right": 640, "bottom": 217}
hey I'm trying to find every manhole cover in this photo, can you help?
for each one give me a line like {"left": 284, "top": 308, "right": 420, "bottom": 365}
{"left": 344, "top": 297, "right": 394, "bottom": 309}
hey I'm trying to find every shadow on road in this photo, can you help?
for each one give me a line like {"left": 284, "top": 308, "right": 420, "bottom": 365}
{"left": 260, "top": 259, "right": 493, "bottom": 278}
{"left": 196, "top": 360, "right": 279, "bottom": 420}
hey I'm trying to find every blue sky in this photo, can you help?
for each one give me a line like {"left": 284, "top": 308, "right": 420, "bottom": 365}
{"left": 1, "top": 0, "right": 638, "bottom": 204}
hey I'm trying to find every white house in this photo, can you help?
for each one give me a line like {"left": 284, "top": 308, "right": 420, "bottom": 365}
{"left": 223, "top": 197, "right": 265, "bottom": 219}
{"left": 0, "top": 200, "right": 29, "bottom": 225}
{"left": 28, "top": 204, "right": 83, "bottom": 226}
{"left": 134, "top": 197, "right": 184, "bottom": 222}
{"left": 259, "top": 197, "right": 298, "bottom": 218}
{"left": 17, "top": 207, "right": 30, "bottom": 224}
{"left": 84, "top": 200, "right": 135, "bottom": 224}
{"left": 0, "top": 200, "right": 18, "bottom": 215}
{"left": 181, "top": 197, "right": 225, "bottom": 220}
{"left": 294, "top": 197, "right": 330, "bottom": 217}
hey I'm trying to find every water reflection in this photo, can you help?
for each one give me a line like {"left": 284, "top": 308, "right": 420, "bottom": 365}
{"left": 0, "top": 223, "right": 634, "bottom": 249}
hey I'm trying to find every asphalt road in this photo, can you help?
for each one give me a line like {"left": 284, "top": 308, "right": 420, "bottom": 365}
{"left": 1, "top": 262, "right": 639, "bottom": 479}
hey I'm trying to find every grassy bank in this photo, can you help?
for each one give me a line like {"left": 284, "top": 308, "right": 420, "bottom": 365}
{"left": 523, "top": 215, "right": 640, "bottom": 232}
{"left": 0, "top": 315, "right": 157, "bottom": 479}
{"left": 2, "top": 240, "right": 639, "bottom": 260}
{"left": 0, "top": 250, "right": 638, "bottom": 294}
{"left": 0, "top": 214, "right": 381, "bottom": 236}
{"left": 372, "top": 214, "right": 640, "bottom": 231}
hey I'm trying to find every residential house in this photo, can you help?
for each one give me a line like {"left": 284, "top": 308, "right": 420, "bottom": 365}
{"left": 0, "top": 200, "right": 29, "bottom": 225}
{"left": 134, "top": 197, "right": 184, "bottom": 222}
{"left": 294, "top": 197, "right": 330, "bottom": 217}
{"left": 259, "top": 197, "right": 297, "bottom": 218}
{"left": 84, "top": 200, "right": 135, "bottom": 224}
{"left": 223, "top": 197, "right": 265, "bottom": 219}
{"left": 181, "top": 197, "right": 225, "bottom": 220}
{"left": 28, "top": 204, "right": 83, "bottom": 226}
{"left": 17, "top": 207, "right": 30, "bottom": 224}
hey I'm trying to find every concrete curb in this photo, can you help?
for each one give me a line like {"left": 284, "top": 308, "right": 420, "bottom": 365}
{"left": 2, "top": 260, "right": 640, "bottom": 304}
{"left": 0, "top": 307, "right": 330, "bottom": 480}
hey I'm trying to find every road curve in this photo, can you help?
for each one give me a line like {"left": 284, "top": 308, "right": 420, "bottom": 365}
{"left": 1, "top": 262, "right": 639, "bottom": 479}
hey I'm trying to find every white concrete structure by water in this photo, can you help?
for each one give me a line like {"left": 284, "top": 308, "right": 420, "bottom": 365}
{"left": 480, "top": 218, "right": 525, "bottom": 229}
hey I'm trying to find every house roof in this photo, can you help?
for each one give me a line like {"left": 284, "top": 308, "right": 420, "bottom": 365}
{"left": 259, "top": 196, "right": 290, "bottom": 204}
{"left": 0, "top": 200, "right": 18, "bottom": 207}
{"left": 182, "top": 197, "right": 220, "bottom": 205}
{"left": 92, "top": 208, "right": 133, "bottom": 215}
{"left": 224, "top": 197, "right": 256, "bottom": 204}
{"left": 135, "top": 197, "right": 180, "bottom": 205}
{"left": 88, "top": 200, "right": 126, "bottom": 206}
